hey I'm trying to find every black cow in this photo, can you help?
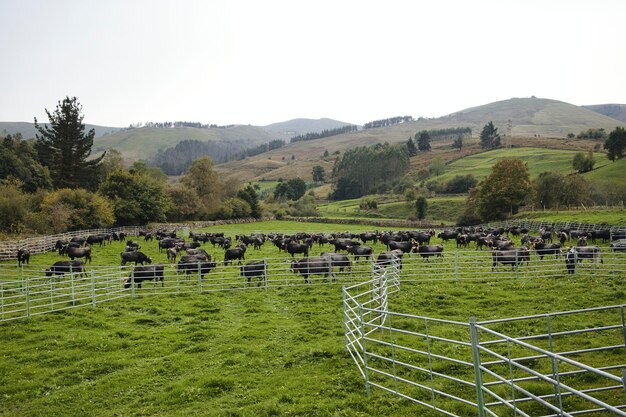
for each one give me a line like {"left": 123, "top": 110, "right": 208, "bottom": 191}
{"left": 388, "top": 240, "right": 414, "bottom": 254}
{"left": 158, "top": 238, "right": 183, "bottom": 252}
{"left": 346, "top": 245, "right": 373, "bottom": 261}
{"left": 120, "top": 251, "right": 152, "bottom": 266}
{"left": 290, "top": 257, "right": 334, "bottom": 283}
{"left": 185, "top": 248, "right": 211, "bottom": 260}
{"left": 321, "top": 252, "right": 352, "bottom": 273}
{"left": 437, "top": 230, "right": 458, "bottom": 242}
{"left": 414, "top": 244, "right": 444, "bottom": 261}
{"left": 70, "top": 236, "right": 86, "bottom": 246}
{"left": 285, "top": 241, "right": 309, "bottom": 258}
{"left": 359, "top": 232, "right": 378, "bottom": 244}
{"left": 491, "top": 247, "right": 530, "bottom": 271}
{"left": 224, "top": 244, "right": 247, "bottom": 265}
{"left": 166, "top": 247, "right": 177, "bottom": 263}
{"left": 45, "top": 260, "right": 86, "bottom": 277}
{"left": 557, "top": 232, "right": 568, "bottom": 245}
{"left": 67, "top": 246, "right": 92, "bottom": 264}
{"left": 533, "top": 241, "right": 562, "bottom": 260}
{"left": 574, "top": 246, "right": 602, "bottom": 263}
{"left": 86, "top": 234, "right": 107, "bottom": 247}
{"left": 240, "top": 261, "right": 266, "bottom": 286}
{"left": 125, "top": 264, "right": 165, "bottom": 288}
{"left": 375, "top": 250, "right": 404, "bottom": 270}
{"left": 177, "top": 256, "right": 217, "bottom": 279}
{"left": 565, "top": 247, "right": 577, "bottom": 274}
{"left": 17, "top": 249, "right": 30, "bottom": 267}
{"left": 539, "top": 229, "right": 553, "bottom": 243}
{"left": 332, "top": 238, "right": 359, "bottom": 252}
{"left": 455, "top": 234, "right": 469, "bottom": 248}
{"left": 590, "top": 229, "right": 611, "bottom": 244}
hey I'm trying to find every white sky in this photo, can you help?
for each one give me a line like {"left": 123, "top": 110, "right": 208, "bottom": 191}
{"left": 1, "top": 0, "right": 625, "bottom": 127}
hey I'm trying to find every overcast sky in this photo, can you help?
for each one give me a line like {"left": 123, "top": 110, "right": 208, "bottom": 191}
{"left": 1, "top": 0, "right": 625, "bottom": 127}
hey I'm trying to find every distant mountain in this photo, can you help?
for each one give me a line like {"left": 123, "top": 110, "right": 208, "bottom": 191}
{"left": 93, "top": 125, "right": 289, "bottom": 161}
{"left": 583, "top": 104, "right": 626, "bottom": 124}
{"left": 263, "top": 118, "right": 355, "bottom": 137}
{"left": 0, "top": 122, "right": 122, "bottom": 140}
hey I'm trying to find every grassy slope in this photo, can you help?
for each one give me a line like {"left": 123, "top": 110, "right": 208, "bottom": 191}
{"left": 1, "top": 220, "right": 624, "bottom": 417}
{"left": 93, "top": 126, "right": 288, "bottom": 161}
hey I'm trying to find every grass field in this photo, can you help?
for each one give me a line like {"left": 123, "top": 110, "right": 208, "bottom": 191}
{"left": 1, "top": 220, "right": 624, "bottom": 416}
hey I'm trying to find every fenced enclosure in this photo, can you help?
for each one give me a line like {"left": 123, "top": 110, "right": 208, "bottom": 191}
{"left": 343, "top": 262, "right": 626, "bottom": 416}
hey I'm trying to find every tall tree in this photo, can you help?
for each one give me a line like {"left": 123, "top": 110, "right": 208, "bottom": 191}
{"left": 415, "top": 196, "right": 427, "bottom": 220}
{"left": 417, "top": 131, "right": 431, "bottom": 151}
{"left": 237, "top": 185, "right": 262, "bottom": 218}
{"left": 479, "top": 121, "right": 501, "bottom": 149}
{"left": 452, "top": 135, "right": 463, "bottom": 150}
{"left": 34, "top": 96, "right": 105, "bottom": 190}
{"left": 604, "top": 126, "right": 626, "bottom": 161}
{"left": 0, "top": 133, "right": 52, "bottom": 192}
{"left": 406, "top": 136, "right": 418, "bottom": 156}
{"left": 312, "top": 165, "right": 326, "bottom": 182}
{"left": 473, "top": 159, "right": 531, "bottom": 221}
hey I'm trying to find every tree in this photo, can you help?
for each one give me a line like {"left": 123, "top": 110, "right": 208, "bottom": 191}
{"left": 415, "top": 196, "right": 427, "bottom": 220}
{"left": 417, "top": 130, "right": 431, "bottom": 151}
{"left": 166, "top": 186, "right": 200, "bottom": 221}
{"left": 99, "top": 169, "right": 170, "bottom": 225}
{"left": 180, "top": 156, "right": 225, "bottom": 216}
{"left": 34, "top": 96, "right": 105, "bottom": 190}
{"left": 452, "top": 135, "right": 463, "bottom": 150}
{"left": 479, "top": 121, "right": 501, "bottom": 149}
{"left": 274, "top": 178, "right": 307, "bottom": 201}
{"left": 312, "top": 165, "right": 326, "bottom": 182}
{"left": 442, "top": 174, "right": 478, "bottom": 194}
{"left": 473, "top": 159, "right": 531, "bottom": 221}
{"left": 533, "top": 172, "right": 567, "bottom": 208}
{"left": 40, "top": 188, "right": 114, "bottom": 231}
{"left": 604, "top": 126, "right": 626, "bottom": 161}
{"left": 0, "top": 133, "right": 52, "bottom": 192}
{"left": 237, "top": 185, "right": 262, "bottom": 218}
{"left": 0, "top": 181, "right": 31, "bottom": 233}
{"left": 406, "top": 136, "right": 418, "bottom": 156}
{"left": 572, "top": 151, "right": 595, "bottom": 173}
{"left": 428, "top": 156, "right": 445, "bottom": 176}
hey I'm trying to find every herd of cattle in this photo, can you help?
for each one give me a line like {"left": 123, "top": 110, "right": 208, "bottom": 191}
{"left": 12, "top": 225, "right": 626, "bottom": 287}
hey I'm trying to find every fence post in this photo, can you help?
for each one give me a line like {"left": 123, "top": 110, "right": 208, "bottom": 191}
{"left": 469, "top": 317, "right": 486, "bottom": 417}
{"left": 454, "top": 252, "right": 459, "bottom": 283}
{"left": 91, "top": 270, "right": 96, "bottom": 306}
{"left": 263, "top": 259, "right": 268, "bottom": 291}
{"left": 359, "top": 303, "right": 370, "bottom": 398}
{"left": 70, "top": 268, "right": 76, "bottom": 306}
{"left": 25, "top": 275, "right": 30, "bottom": 318}
{"left": 131, "top": 270, "right": 135, "bottom": 299}
{"left": 197, "top": 262, "right": 202, "bottom": 293}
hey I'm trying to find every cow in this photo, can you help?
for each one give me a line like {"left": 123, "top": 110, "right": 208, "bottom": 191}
{"left": 17, "top": 249, "right": 30, "bottom": 267}
{"left": 285, "top": 241, "right": 309, "bottom": 258}
{"left": 388, "top": 240, "right": 414, "bottom": 254}
{"left": 332, "top": 238, "right": 359, "bottom": 252}
{"left": 491, "top": 247, "right": 530, "bottom": 271}
{"left": 166, "top": 247, "right": 177, "bottom": 263}
{"left": 158, "top": 238, "right": 183, "bottom": 252}
{"left": 375, "top": 250, "right": 404, "bottom": 270}
{"left": 125, "top": 264, "right": 165, "bottom": 288}
{"left": 576, "top": 237, "right": 588, "bottom": 247}
{"left": 290, "top": 257, "right": 334, "bottom": 283}
{"left": 521, "top": 234, "right": 541, "bottom": 246}
{"left": 224, "top": 244, "right": 247, "bottom": 265}
{"left": 126, "top": 240, "right": 141, "bottom": 250}
{"left": 70, "top": 236, "right": 86, "bottom": 246}
{"left": 590, "top": 229, "right": 611, "bottom": 244}
{"left": 240, "top": 261, "right": 266, "bottom": 286}
{"left": 185, "top": 248, "right": 211, "bottom": 260}
{"left": 557, "top": 232, "right": 568, "bottom": 245}
{"left": 321, "top": 252, "right": 352, "bottom": 273}
{"left": 539, "top": 229, "right": 553, "bottom": 243}
{"left": 67, "top": 246, "right": 92, "bottom": 264}
{"left": 413, "top": 244, "right": 444, "bottom": 261}
{"left": 86, "top": 234, "right": 107, "bottom": 247}
{"left": 437, "top": 230, "right": 459, "bottom": 242}
{"left": 532, "top": 241, "right": 562, "bottom": 260}
{"left": 120, "top": 251, "right": 152, "bottom": 266}
{"left": 569, "top": 230, "right": 588, "bottom": 241}
{"left": 565, "top": 247, "right": 577, "bottom": 274}
{"left": 574, "top": 246, "right": 602, "bottom": 264}
{"left": 359, "top": 232, "right": 378, "bottom": 245}
{"left": 45, "top": 260, "right": 86, "bottom": 278}
{"left": 176, "top": 256, "right": 217, "bottom": 279}
{"left": 455, "top": 234, "right": 469, "bottom": 248}
{"left": 346, "top": 245, "right": 373, "bottom": 261}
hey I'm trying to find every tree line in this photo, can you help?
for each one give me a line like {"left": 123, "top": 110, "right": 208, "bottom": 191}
{"left": 290, "top": 125, "right": 358, "bottom": 143}
{"left": 363, "top": 116, "right": 413, "bottom": 129}
{"left": 127, "top": 121, "right": 235, "bottom": 129}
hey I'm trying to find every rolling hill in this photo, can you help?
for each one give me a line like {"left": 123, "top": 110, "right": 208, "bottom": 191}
{"left": 583, "top": 104, "right": 626, "bottom": 123}
{"left": 263, "top": 118, "right": 356, "bottom": 136}
{"left": 0, "top": 121, "right": 121, "bottom": 140}
{"left": 216, "top": 97, "right": 625, "bottom": 183}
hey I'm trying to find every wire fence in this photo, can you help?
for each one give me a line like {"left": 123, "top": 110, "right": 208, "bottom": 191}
{"left": 343, "top": 260, "right": 626, "bottom": 416}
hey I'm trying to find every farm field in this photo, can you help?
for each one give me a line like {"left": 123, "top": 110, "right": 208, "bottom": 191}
{"left": 432, "top": 147, "right": 605, "bottom": 185}
{"left": 1, "top": 220, "right": 625, "bottom": 416}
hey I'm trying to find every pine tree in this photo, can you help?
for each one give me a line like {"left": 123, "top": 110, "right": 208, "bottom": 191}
{"left": 479, "top": 121, "right": 501, "bottom": 149}
{"left": 34, "top": 96, "right": 105, "bottom": 189}
{"left": 417, "top": 131, "right": 431, "bottom": 151}
{"left": 604, "top": 126, "right": 626, "bottom": 161}
{"left": 406, "top": 136, "right": 418, "bottom": 156}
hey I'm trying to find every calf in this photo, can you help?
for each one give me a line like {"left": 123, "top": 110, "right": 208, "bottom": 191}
{"left": 125, "top": 264, "right": 165, "bottom": 288}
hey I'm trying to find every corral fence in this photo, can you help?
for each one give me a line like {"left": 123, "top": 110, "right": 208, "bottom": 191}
{"left": 343, "top": 263, "right": 626, "bottom": 416}
{"left": 1, "top": 247, "right": 626, "bottom": 322}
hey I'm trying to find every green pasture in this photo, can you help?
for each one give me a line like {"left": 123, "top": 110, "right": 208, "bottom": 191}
{"left": 515, "top": 208, "right": 626, "bottom": 225}
{"left": 315, "top": 196, "right": 465, "bottom": 225}
{"left": 432, "top": 147, "right": 604, "bottom": 185}
{"left": 1, "top": 220, "right": 625, "bottom": 416}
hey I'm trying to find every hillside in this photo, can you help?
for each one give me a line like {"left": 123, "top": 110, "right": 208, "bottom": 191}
{"left": 263, "top": 118, "right": 355, "bottom": 136}
{"left": 216, "top": 97, "right": 623, "bottom": 183}
{"left": 0, "top": 121, "right": 121, "bottom": 140}
{"left": 583, "top": 104, "right": 626, "bottom": 123}
{"left": 92, "top": 125, "right": 289, "bottom": 161}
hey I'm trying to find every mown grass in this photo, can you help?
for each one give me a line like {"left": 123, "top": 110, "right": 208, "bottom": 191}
{"left": 1, "top": 220, "right": 624, "bottom": 416}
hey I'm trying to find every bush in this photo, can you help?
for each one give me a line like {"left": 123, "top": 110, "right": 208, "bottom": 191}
{"left": 0, "top": 182, "right": 31, "bottom": 233}
{"left": 40, "top": 188, "right": 114, "bottom": 231}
